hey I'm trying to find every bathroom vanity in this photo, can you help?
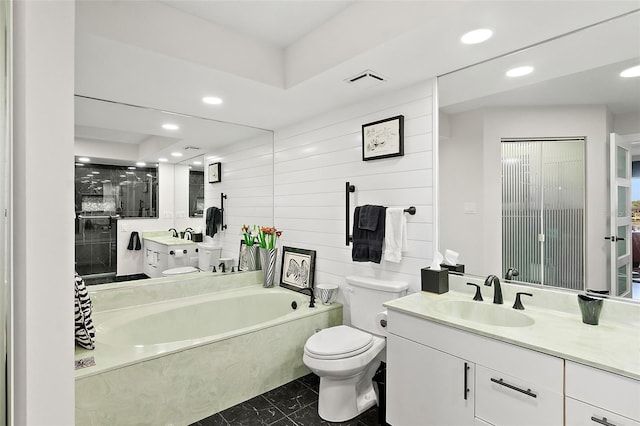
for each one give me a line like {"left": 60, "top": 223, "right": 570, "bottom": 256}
{"left": 142, "top": 232, "right": 197, "bottom": 278}
{"left": 384, "top": 276, "right": 640, "bottom": 426}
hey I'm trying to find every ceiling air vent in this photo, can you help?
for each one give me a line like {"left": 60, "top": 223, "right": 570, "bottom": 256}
{"left": 184, "top": 146, "right": 201, "bottom": 150}
{"left": 346, "top": 70, "right": 386, "bottom": 89}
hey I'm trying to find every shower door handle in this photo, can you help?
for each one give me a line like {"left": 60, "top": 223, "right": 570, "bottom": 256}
{"left": 604, "top": 236, "right": 624, "bottom": 242}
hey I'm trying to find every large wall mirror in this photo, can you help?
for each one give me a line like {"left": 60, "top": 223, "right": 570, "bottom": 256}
{"left": 439, "top": 10, "right": 640, "bottom": 300}
{"left": 74, "top": 96, "right": 274, "bottom": 281}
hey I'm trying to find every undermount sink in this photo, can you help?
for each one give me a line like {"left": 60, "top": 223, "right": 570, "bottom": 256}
{"left": 434, "top": 300, "right": 535, "bottom": 327}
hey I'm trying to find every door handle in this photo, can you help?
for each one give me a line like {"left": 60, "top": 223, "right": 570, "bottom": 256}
{"left": 590, "top": 416, "right": 616, "bottom": 426}
{"left": 463, "top": 362, "right": 470, "bottom": 400}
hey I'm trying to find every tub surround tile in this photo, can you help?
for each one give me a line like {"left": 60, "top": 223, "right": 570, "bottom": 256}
{"left": 89, "top": 270, "right": 263, "bottom": 312}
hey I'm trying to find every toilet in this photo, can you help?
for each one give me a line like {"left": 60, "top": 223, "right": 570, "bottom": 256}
{"left": 161, "top": 266, "right": 199, "bottom": 276}
{"left": 303, "top": 275, "right": 408, "bottom": 422}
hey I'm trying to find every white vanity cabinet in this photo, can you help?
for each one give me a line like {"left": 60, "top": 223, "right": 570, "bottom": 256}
{"left": 565, "top": 361, "right": 640, "bottom": 426}
{"left": 386, "top": 310, "right": 564, "bottom": 426}
{"left": 142, "top": 238, "right": 195, "bottom": 278}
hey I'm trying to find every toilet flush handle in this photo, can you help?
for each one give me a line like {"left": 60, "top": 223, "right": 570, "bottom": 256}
{"left": 379, "top": 318, "right": 387, "bottom": 328}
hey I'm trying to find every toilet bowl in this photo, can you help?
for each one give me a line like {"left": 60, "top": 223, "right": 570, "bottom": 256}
{"left": 303, "top": 325, "right": 385, "bottom": 422}
{"left": 302, "top": 276, "right": 408, "bottom": 422}
{"left": 161, "top": 266, "right": 199, "bottom": 276}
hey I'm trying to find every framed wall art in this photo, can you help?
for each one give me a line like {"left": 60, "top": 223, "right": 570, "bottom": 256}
{"left": 362, "top": 115, "right": 404, "bottom": 161}
{"left": 208, "top": 162, "right": 221, "bottom": 183}
{"left": 279, "top": 246, "right": 316, "bottom": 291}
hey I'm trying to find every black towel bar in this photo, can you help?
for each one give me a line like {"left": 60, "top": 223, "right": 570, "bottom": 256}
{"left": 345, "top": 181, "right": 417, "bottom": 246}
{"left": 220, "top": 193, "right": 228, "bottom": 231}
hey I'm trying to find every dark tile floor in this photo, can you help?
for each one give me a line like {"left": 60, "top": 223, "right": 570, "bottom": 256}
{"left": 190, "top": 373, "right": 381, "bottom": 426}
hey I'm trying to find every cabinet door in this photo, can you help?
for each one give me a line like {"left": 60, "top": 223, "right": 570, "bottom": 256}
{"left": 566, "top": 397, "right": 640, "bottom": 426}
{"left": 387, "top": 333, "right": 474, "bottom": 426}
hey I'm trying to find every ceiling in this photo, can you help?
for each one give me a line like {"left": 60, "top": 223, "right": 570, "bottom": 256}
{"left": 74, "top": 0, "right": 640, "bottom": 162}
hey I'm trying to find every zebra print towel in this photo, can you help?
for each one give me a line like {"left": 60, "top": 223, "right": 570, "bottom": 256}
{"left": 74, "top": 273, "right": 96, "bottom": 350}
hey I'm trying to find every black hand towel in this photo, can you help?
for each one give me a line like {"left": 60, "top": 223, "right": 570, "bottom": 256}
{"left": 358, "top": 205, "right": 381, "bottom": 231}
{"left": 352, "top": 205, "right": 386, "bottom": 263}
{"left": 127, "top": 231, "right": 141, "bottom": 251}
{"left": 206, "top": 207, "right": 222, "bottom": 237}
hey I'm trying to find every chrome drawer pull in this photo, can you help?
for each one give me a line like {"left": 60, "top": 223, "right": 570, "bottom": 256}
{"left": 591, "top": 416, "right": 616, "bottom": 426}
{"left": 490, "top": 377, "right": 537, "bottom": 398}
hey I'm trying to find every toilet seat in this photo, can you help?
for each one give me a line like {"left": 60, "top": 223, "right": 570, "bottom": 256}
{"left": 161, "top": 266, "right": 199, "bottom": 276}
{"left": 305, "top": 325, "right": 374, "bottom": 360}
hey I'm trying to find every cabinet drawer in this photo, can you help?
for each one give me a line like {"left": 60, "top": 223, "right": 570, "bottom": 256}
{"left": 566, "top": 397, "right": 640, "bottom": 426}
{"left": 566, "top": 361, "right": 640, "bottom": 421}
{"left": 475, "top": 365, "right": 563, "bottom": 426}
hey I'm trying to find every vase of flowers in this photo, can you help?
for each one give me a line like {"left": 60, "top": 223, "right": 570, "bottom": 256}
{"left": 257, "top": 226, "right": 282, "bottom": 287}
{"left": 240, "top": 225, "right": 261, "bottom": 271}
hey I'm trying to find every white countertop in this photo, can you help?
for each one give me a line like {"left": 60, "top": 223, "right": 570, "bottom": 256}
{"left": 384, "top": 279, "right": 640, "bottom": 380}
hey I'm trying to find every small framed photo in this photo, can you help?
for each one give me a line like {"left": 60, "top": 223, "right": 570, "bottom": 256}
{"left": 280, "top": 246, "right": 316, "bottom": 291}
{"left": 208, "top": 162, "right": 221, "bottom": 183}
{"left": 362, "top": 115, "right": 404, "bottom": 161}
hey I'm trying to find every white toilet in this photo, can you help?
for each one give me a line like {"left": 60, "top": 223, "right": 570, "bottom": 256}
{"left": 303, "top": 275, "right": 408, "bottom": 422}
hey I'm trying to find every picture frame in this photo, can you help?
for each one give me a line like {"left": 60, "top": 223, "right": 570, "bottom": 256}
{"left": 208, "top": 162, "right": 221, "bottom": 183}
{"left": 279, "top": 246, "right": 316, "bottom": 291}
{"left": 362, "top": 115, "right": 404, "bottom": 161}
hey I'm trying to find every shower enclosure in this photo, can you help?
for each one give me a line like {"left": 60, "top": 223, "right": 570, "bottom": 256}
{"left": 74, "top": 161, "right": 158, "bottom": 280}
{"left": 501, "top": 138, "right": 585, "bottom": 289}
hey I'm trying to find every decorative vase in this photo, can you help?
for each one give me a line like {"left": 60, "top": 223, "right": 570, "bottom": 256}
{"left": 260, "top": 248, "right": 278, "bottom": 287}
{"left": 240, "top": 245, "right": 261, "bottom": 271}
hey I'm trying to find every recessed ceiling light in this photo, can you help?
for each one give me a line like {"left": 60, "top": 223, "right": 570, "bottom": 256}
{"left": 162, "top": 123, "right": 179, "bottom": 130}
{"left": 202, "top": 96, "right": 223, "bottom": 105}
{"left": 158, "top": 157, "right": 168, "bottom": 162}
{"left": 78, "top": 157, "right": 91, "bottom": 163}
{"left": 620, "top": 65, "right": 640, "bottom": 78}
{"left": 171, "top": 152, "right": 183, "bottom": 157}
{"left": 128, "top": 166, "right": 136, "bottom": 170}
{"left": 120, "top": 175, "right": 126, "bottom": 178}
{"left": 506, "top": 66, "right": 534, "bottom": 77}
{"left": 461, "top": 28, "right": 493, "bottom": 45}
{"left": 193, "top": 160, "right": 202, "bottom": 165}
{"left": 136, "top": 161, "right": 146, "bottom": 167}
{"left": 75, "top": 163, "right": 84, "bottom": 167}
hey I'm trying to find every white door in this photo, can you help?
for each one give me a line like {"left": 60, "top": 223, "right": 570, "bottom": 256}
{"left": 609, "top": 133, "right": 639, "bottom": 297}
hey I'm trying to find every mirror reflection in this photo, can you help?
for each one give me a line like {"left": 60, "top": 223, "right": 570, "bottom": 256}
{"left": 74, "top": 96, "right": 274, "bottom": 284}
{"left": 438, "top": 11, "right": 640, "bottom": 300}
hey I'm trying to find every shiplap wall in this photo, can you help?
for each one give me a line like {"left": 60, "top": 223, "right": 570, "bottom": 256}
{"left": 203, "top": 132, "right": 274, "bottom": 261}
{"left": 274, "top": 80, "right": 436, "bottom": 321}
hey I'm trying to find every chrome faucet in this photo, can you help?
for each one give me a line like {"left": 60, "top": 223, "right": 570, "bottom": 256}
{"left": 484, "top": 274, "right": 503, "bottom": 304}
{"left": 168, "top": 228, "right": 178, "bottom": 238}
{"left": 504, "top": 267, "right": 519, "bottom": 281}
{"left": 218, "top": 262, "right": 226, "bottom": 273}
{"left": 184, "top": 230, "right": 193, "bottom": 240}
{"left": 298, "top": 287, "right": 316, "bottom": 308}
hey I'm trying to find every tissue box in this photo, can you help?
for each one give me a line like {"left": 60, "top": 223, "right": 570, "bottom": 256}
{"left": 421, "top": 267, "right": 449, "bottom": 294}
{"left": 440, "top": 263, "right": 465, "bottom": 274}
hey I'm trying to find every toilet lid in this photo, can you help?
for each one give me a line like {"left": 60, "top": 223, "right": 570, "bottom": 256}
{"left": 305, "top": 325, "right": 373, "bottom": 360}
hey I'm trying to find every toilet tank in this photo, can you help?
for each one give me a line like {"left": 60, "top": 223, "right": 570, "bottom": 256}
{"left": 346, "top": 276, "right": 408, "bottom": 334}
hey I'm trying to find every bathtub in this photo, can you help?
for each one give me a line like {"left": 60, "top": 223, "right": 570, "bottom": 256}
{"left": 75, "top": 276, "right": 342, "bottom": 426}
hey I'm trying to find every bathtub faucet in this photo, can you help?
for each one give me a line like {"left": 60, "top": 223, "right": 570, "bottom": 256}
{"left": 298, "top": 287, "right": 316, "bottom": 308}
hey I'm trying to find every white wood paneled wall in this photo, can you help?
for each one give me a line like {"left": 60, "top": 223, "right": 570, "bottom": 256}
{"left": 274, "top": 81, "right": 436, "bottom": 318}
{"left": 204, "top": 133, "right": 274, "bottom": 262}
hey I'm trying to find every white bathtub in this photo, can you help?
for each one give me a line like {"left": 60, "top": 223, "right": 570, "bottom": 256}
{"left": 75, "top": 280, "right": 342, "bottom": 426}
{"left": 98, "top": 287, "right": 312, "bottom": 347}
